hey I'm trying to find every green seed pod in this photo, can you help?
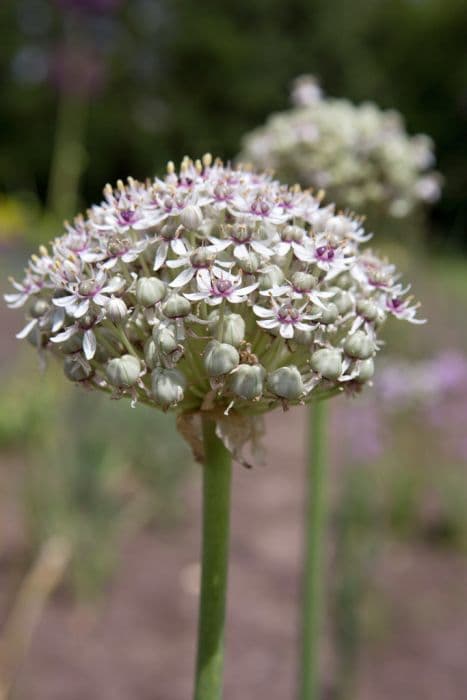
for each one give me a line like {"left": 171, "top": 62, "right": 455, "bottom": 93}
{"left": 291, "top": 271, "right": 318, "bottom": 292}
{"left": 63, "top": 355, "right": 92, "bottom": 382}
{"left": 153, "top": 324, "right": 179, "bottom": 354}
{"left": 344, "top": 330, "right": 375, "bottom": 360}
{"left": 151, "top": 367, "right": 186, "bottom": 408}
{"left": 209, "top": 311, "right": 245, "bottom": 347}
{"left": 136, "top": 277, "right": 166, "bottom": 306}
{"left": 294, "top": 327, "right": 314, "bottom": 346}
{"left": 106, "top": 354, "right": 141, "bottom": 388}
{"left": 106, "top": 296, "right": 128, "bottom": 323}
{"left": 229, "top": 364, "right": 265, "bottom": 401}
{"left": 30, "top": 298, "right": 49, "bottom": 318}
{"left": 237, "top": 252, "right": 260, "bottom": 274}
{"left": 314, "top": 302, "right": 339, "bottom": 325}
{"left": 267, "top": 365, "right": 304, "bottom": 400}
{"left": 333, "top": 291, "right": 354, "bottom": 315}
{"left": 258, "top": 265, "right": 284, "bottom": 291}
{"left": 203, "top": 340, "right": 240, "bottom": 377}
{"left": 310, "top": 348, "right": 343, "bottom": 380}
{"left": 57, "top": 332, "right": 84, "bottom": 354}
{"left": 356, "top": 299, "right": 379, "bottom": 322}
{"left": 162, "top": 294, "right": 191, "bottom": 319}
{"left": 180, "top": 205, "right": 203, "bottom": 230}
{"left": 334, "top": 272, "right": 353, "bottom": 290}
{"left": 355, "top": 358, "right": 375, "bottom": 383}
{"left": 144, "top": 338, "right": 159, "bottom": 369}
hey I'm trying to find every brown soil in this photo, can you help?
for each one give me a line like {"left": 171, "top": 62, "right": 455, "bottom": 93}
{"left": 1, "top": 409, "right": 466, "bottom": 700}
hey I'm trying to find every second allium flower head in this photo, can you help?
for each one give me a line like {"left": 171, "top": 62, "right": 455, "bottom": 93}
{"left": 6, "top": 155, "right": 423, "bottom": 426}
{"left": 240, "top": 76, "right": 441, "bottom": 217}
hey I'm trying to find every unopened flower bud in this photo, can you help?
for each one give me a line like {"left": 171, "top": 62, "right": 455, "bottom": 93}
{"left": 57, "top": 333, "right": 83, "bottom": 354}
{"left": 180, "top": 205, "right": 203, "bottom": 230}
{"left": 151, "top": 367, "right": 186, "bottom": 408}
{"left": 356, "top": 299, "right": 379, "bottom": 322}
{"left": 106, "top": 296, "right": 128, "bottom": 323}
{"left": 291, "top": 272, "right": 318, "bottom": 292}
{"left": 136, "top": 277, "right": 166, "bottom": 306}
{"left": 30, "top": 298, "right": 49, "bottom": 318}
{"left": 294, "top": 327, "right": 314, "bottom": 346}
{"left": 153, "top": 325, "right": 179, "bottom": 354}
{"left": 144, "top": 338, "right": 159, "bottom": 369}
{"left": 106, "top": 354, "right": 141, "bottom": 388}
{"left": 334, "top": 272, "right": 353, "bottom": 290}
{"left": 317, "top": 303, "right": 339, "bottom": 325}
{"left": 344, "top": 330, "right": 375, "bottom": 359}
{"left": 209, "top": 311, "right": 245, "bottom": 347}
{"left": 333, "top": 291, "right": 353, "bottom": 315}
{"left": 204, "top": 341, "right": 240, "bottom": 377}
{"left": 162, "top": 294, "right": 191, "bottom": 318}
{"left": 267, "top": 365, "right": 304, "bottom": 400}
{"left": 229, "top": 364, "right": 265, "bottom": 400}
{"left": 355, "top": 358, "right": 375, "bottom": 383}
{"left": 258, "top": 265, "right": 284, "bottom": 291}
{"left": 237, "top": 252, "right": 260, "bottom": 274}
{"left": 310, "top": 348, "right": 342, "bottom": 379}
{"left": 64, "top": 355, "right": 92, "bottom": 382}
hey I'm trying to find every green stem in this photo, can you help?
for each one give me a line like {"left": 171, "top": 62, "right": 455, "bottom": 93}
{"left": 194, "top": 417, "right": 232, "bottom": 700}
{"left": 299, "top": 400, "right": 328, "bottom": 700}
{"left": 47, "top": 92, "right": 88, "bottom": 222}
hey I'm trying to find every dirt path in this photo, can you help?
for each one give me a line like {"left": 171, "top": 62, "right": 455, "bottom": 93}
{"left": 7, "top": 409, "right": 467, "bottom": 700}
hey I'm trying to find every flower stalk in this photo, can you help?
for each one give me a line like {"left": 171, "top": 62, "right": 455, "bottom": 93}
{"left": 299, "top": 400, "right": 328, "bottom": 700}
{"left": 194, "top": 416, "right": 232, "bottom": 700}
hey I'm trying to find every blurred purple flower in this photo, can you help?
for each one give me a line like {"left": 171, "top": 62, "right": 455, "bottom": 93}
{"left": 56, "top": 0, "right": 122, "bottom": 13}
{"left": 49, "top": 44, "right": 107, "bottom": 97}
{"left": 332, "top": 399, "right": 386, "bottom": 465}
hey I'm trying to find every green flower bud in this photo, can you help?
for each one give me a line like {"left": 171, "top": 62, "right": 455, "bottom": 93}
{"left": 333, "top": 291, "right": 353, "bottom": 315}
{"left": 258, "top": 265, "right": 284, "bottom": 291}
{"left": 144, "top": 338, "right": 159, "bottom": 369}
{"left": 229, "top": 364, "right": 265, "bottom": 400}
{"left": 203, "top": 341, "right": 240, "bottom": 377}
{"left": 355, "top": 358, "right": 375, "bottom": 383}
{"left": 237, "top": 252, "right": 260, "bottom": 274}
{"left": 334, "top": 272, "right": 353, "bottom": 290}
{"left": 63, "top": 355, "right": 92, "bottom": 382}
{"left": 267, "top": 365, "right": 304, "bottom": 400}
{"left": 106, "top": 354, "right": 141, "bottom": 388}
{"left": 162, "top": 294, "right": 191, "bottom": 319}
{"left": 356, "top": 299, "right": 379, "bottom": 322}
{"left": 314, "top": 303, "right": 339, "bottom": 325}
{"left": 106, "top": 296, "right": 128, "bottom": 323}
{"left": 153, "top": 325, "right": 179, "bottom": 354}
{"left": 136, "top": 277, "right": 166, "bottom": 306}
{"left": 57, "top": 332, "right": 83, "bottom": 354}
{"left": 30, "top": 298, "right": 49, "bottom": 318}
{"left": 310, "top": 348, "right": 343, "bottom": 380}
{"left": 291, "top": 272, "right": 318, "bottom": 292}
{"left": 344, "top": 331, "right": 375, "bottom": 360}
{"left": 180, "top": 205, "right": 203, "bottom": 230}
{"left": 190, "top": 247, "right": 214, "bottom": 268}
{"left": 151, "top": 367, "right": 186, "bottom": 408}
{"left": 209, "top": 311, "right": 245, "bottom": 347}
{"left": 294, "top": 327, "right": 314, "bottom": 346}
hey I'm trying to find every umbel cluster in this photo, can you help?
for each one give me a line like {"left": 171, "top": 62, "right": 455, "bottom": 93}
{"left": 240, "top": 76, "right": 441, "bottom": 217}
{"left": 6, "top": 155, "right": 423, "bottom": 422}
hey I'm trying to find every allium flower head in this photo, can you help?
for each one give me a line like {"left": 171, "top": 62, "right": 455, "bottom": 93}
{"left": 240, "top": 76, "right": 441, "bottom": 218}
{"left": 5, "top": 156, "right": 424, "bottom": 459}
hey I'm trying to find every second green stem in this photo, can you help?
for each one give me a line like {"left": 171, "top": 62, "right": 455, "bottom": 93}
{"left": 299, "top": 400, "right": 328, "bottom": 700}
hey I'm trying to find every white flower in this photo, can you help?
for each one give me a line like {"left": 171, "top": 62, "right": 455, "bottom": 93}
{"left": 184, "top": 270, "right": 258, "bottom": 306}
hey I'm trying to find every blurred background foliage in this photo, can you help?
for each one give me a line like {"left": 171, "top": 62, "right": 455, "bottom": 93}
{"left": 0, "top": 0, "right": 466, "bottom": 247}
